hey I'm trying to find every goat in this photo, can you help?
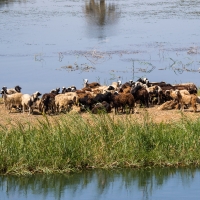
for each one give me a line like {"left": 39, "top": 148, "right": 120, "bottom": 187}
{"left": 83, "top": 79, "right": 101, "bottom": 88}
{"left": 157, "top": 100, "right": 178, "bottom": 110}
{"left": 168, "top": 89, "right": 191, "bottom": 109}
{"left": 108, "top": 80, "right": 122, "bottom": 90}
{"left": 39, "top": 93, "right": 57, "bottom": 114}
{"left": 55, "top": 94, "right": 74, "bottom": 113}
{"left": 118, "top": 86, "right": 131, "bottom": 94}
{"left": 121, "top": 80, "right": 134, "bottom": 89}
{"left": 78, "top": 94, "right": 95, "bottom": 111}
{"left": 50, "top": 88, "right": 60, "bottom": 94}
{"left": 76, "top": 90, "right": 94, "bottom": 100}
{"left": 143, "top": 85, "right": 163, "bottom": 105}
{"left": 150, "top": 82, "right": 198, "bottom": 101}
{"left": 76, "top": 88, "right": 93, "bottom": 95}
{"left": 32, "top": 98, "right": 41, "bottom": 110}
{"left": 104, "top": 80, "right": 122, "bottom": 94}
{"left": 2, "top": 92, "right": 23, "bottom": 113}
{"left": 93, "top": 91, "right": 112, "bottom": 104}
{"left": 175, "top": 90, "right": 197, "bottom": 112}
{"left": 21, "top": 91, "right": 42, "bottom": 114}
{"left": 62, "top": 87, "right": 70, "bottom": 93}
{"left": 62, "top": 86, "right": 77, "bottom": 93}
{"left": 149, "top": 81, "right": 168, "bottom": 87}
{"left": 173, "top": 83, "right": 198, "bottom": 94}
{"left": 196, "top": 96, "right": 200, "bottom": 104}
{"left": 131, "top": 85, "right": 149, "bottom": 107}
{"left": 91, "top": 101, "right": 111, "bottom": 114}
{"left": 111, "top": 92, "right": 135, "bottom": 114}
{"left": 63, "top": 92, "right": 79, "bottom": 105}
{"left": 168, "top": 89, "right": 179, "bottom": 103}
{"left": 2, "top": 85, "right": 22, "bottom": 95}
{"left": 136, "top": 77, "right": 150, "bottom": 87}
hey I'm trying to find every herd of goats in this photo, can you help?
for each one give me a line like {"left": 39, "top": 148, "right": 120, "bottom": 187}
{"left": 0, "top": 78, "right": 200, "bottom": 115}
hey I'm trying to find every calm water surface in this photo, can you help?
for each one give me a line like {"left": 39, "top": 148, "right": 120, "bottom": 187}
{"left": 0, "top": 0, "right": 200, "bottom": 94}
{"left": 1, "top": 168, "right": 200, "bottom": 200}
{"left": 1, "top": 1, "right": 200, "bottom": 199}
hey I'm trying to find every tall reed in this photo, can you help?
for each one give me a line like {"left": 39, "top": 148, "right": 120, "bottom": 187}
{"left": 0, "top": 112, "right": 200, "bottom": 175}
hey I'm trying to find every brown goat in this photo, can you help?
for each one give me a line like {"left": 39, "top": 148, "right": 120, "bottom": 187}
{"left": 86, "top": 82, "right": 101, "bottom": 88}
{"left": 83, "top": 79, "right": 101, "bottom": 88}
{"left": 173, "top": 83, "right": 198, "bottom": 94}
{"left": 119, "top": 86, "right": 131, "bottom": 94}
{"left": 76, "top": 88, "right": 92, "bottom": 94}
{"left": 111, "top": 93, "right": 135, "bottom": 114}
{"left": 39, "top": 93, "right": 57, "bottom": 114}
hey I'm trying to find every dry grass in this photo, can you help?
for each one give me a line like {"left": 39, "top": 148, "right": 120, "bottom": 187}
{"left": 0, "top": 99, "right": 200, "bottom": 129}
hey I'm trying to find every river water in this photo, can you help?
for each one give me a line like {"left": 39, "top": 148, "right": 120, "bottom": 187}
{"left": 1, "top": 168, "right": 200, "bottom": 200}
{"left": 0, "top": 0, "right": 200, "bottom": 94}
{"left": 1, "top": 0, "right": 200, "bottom": 199}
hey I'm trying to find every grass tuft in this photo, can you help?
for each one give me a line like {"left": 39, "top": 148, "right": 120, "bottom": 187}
{"left": 0, "top": 112, "right": 200, "bottom": 174}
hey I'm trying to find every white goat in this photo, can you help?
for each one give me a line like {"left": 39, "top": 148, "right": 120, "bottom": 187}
{"left": 64, "top": 92, "right": 79, "bottom": 105}
{"left": 55, "top": 94, "right": 74, "bottom": 113}
{"left": 21, "top": 91, "right": 42, "bottom": 114}
{"left": 2, "top": 92, "right": 23, "bottom": 112}
{"left": 2, "top": 85, "right": 22, "bottom": 95}
{"left": 92, "top": 85, "right": 109, "bottom": 94}
{"left": 106, "top": 80, "right": 122, "bottom": 93}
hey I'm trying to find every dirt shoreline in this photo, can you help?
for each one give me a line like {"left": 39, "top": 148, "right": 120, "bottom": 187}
{"left": 0, "top": 102, "right": 200, "bottom": 128}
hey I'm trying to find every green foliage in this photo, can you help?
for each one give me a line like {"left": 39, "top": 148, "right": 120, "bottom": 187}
{"left": 0, "top": 113, "right": 200, "bottom": 175}
{"left": 197, "top": 88, "right": 200, "bottom": 96}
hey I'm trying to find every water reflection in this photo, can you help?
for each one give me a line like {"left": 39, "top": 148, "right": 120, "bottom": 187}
{"left": 0, "top": 0, "right": 26, "bottom": 6}
{"left": 85, "top": 0, "right": 120, "bottom": 26}
{"left": 0, "top": 168, "right": 199, "bottom": 200}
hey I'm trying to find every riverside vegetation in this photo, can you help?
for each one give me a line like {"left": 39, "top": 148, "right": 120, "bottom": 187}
{"left": 0, "top": 107, "right": 200, "bottom": 175}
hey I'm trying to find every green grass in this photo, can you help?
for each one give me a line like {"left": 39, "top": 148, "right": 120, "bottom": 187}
{"left": 0, "top": 112, "right": 200, "bottom": 175}
{"left": 197, "top": 88, "right": 200, "bottom": 96}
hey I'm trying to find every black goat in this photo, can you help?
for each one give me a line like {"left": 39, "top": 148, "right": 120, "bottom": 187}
{"left": 93, "top": 91, "right": 112, "bottom": 104}
{"left": 131, "top": 85, "right": 149, "bottom": 107}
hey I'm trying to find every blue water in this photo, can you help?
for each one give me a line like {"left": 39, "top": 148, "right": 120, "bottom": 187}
{"left": 1, "top": 168, "right": 200, "bottom": 200}
{"left": 0, "top": 0, "right": 200, "bottom": 94}
{"left": 1, "top": 1, "right": 200, "bottom": 199}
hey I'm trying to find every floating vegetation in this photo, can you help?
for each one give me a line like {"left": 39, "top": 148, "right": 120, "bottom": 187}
{"left": 137, "top": 61, "right": 156, "bottom": 73}
{"left": 187, "top": 46, "right": 199, "bottom": 54}
{"left": 57, "top": 45, "right": 200, "bottom": 76}
{"left": 34, "top": 53, "right": 44, "bottom": 62}
{"left": 60, "top": 64, "right": 96, "bottom": 72}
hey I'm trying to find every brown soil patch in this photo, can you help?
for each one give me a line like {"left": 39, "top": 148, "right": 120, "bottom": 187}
{"left": 0, "top": 101, "right": 200, "bottom": 129}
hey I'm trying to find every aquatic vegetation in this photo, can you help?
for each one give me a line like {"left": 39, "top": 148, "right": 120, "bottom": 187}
{"left": 0, "top": 113, "right": 200, "bottom": 175}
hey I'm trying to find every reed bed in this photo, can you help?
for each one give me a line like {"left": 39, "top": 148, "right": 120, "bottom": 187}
{"left": 0, "top": 112, "right": 200, "bottom": 175}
